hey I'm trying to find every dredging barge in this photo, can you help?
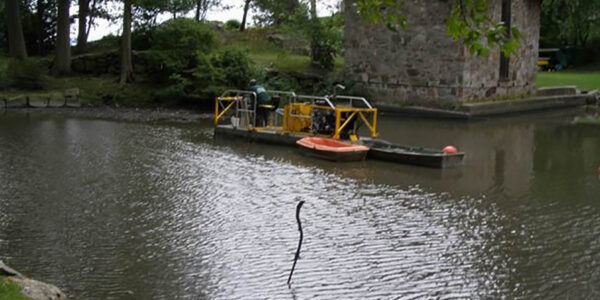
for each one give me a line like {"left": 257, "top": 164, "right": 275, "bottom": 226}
{"left": 213, "top": 89, "right": 464, "bottom": 168}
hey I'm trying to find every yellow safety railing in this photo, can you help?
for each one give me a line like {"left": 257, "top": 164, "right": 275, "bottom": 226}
{"left": 332, "top": 107, "right": 378, "bottom": 139}
{"left": 214, "top": 96, "right": 241, "bottom": 125}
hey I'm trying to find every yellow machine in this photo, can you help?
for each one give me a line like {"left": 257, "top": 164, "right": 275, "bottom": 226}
{"left": 214, "top": 90, "right": 378, "bottom": 140}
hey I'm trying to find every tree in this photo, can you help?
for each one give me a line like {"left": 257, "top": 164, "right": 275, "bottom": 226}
{"left": 5, "top": 0, "right": 28, "bottom": 59}
{"left": 252, "top": 0, "right": 300, "bottom": 26}
{"left": 240, "top": 0, "right": 251, "bottom": 31}
{"left": 52, "top": 0, "right": 71, "bottom": 75}
{"left": 76, "top": 0, "right": 89, "bottom": 53}
{"left": 120, "top": 0, "right": 134, "bottom": 84}
{"left": 541, "top": 0, "right": 600, "bottom": 47}
{"left": 33, "top": 0, "right": 58, "bottom": 56}
{"left": 194, "top": 0, "right": 222, "bottom": 22}
{"left": 167, "top": 0, "right": 195, "bottom": 19}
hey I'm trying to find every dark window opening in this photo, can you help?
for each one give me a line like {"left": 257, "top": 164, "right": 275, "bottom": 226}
{"left": 499, "top": 0, "right": 511, "bottom": 81}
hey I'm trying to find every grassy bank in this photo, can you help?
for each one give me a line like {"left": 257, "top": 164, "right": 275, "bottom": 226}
{"left": 1, "top": 27, "right": 341, "bottom": 108}
{"left": 0, "top": 278, "right": 29, "bottom": 300}
{"left": 224, "top": 28, "right": 343, "bottom": 73}
{"left": 536, "top": 70, "right": 600, "bottom": 91}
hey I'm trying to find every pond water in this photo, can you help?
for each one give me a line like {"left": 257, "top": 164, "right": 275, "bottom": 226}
{"left": 1, "top": 110, "right": 599, "bottom": 299}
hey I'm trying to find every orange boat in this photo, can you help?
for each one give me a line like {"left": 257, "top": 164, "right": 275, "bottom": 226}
{"left": 296, "top": 137, "right": 370, "bottom": 162}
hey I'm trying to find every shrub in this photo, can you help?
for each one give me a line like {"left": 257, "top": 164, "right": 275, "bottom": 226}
{"left": 224, "top": 19, "right": 241, "bottom": 31}
{"left": 212, "top": 48, "right": 253, "bottom": 88}
{"left": 153, "top": 74, "right": 189, "bottom": 103}
{"left": 4, "top": 59, "right": 48, "bottom": 89}
{"left": 132, "top": 25, "right": 156, "bottom": 51}
{"left": 152, "top": 18, "right": 217, "bottom": 53}
{"left": 188, "top": 48, "right": 254, "bottom": 100}
{"left": 139, "top": 50, "right": 193, "bottom": 83}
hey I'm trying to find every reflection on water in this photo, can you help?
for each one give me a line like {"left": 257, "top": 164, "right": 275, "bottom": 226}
{"left": 1, "top": 110, "right": 599, "bottom": 299}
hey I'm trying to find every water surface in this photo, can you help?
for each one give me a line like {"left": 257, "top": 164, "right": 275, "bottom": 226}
{"left": 1, "top": 110, "right": 599, "bottom": 299}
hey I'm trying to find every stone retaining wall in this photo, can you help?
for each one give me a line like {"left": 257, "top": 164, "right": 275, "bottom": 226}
{"left": 344, "top": 0, "right": 541, "bottom": 107}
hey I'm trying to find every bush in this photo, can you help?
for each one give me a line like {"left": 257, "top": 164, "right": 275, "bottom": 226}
{"left": 224, "top": 19, "right": 241, "bottom": 31}
{"left": 153, "top": 74, "right": 189, "bottom": 103}
{"left": 4, "top": 59, "right": 48, "bottom": 89}
{"left": 188, "top": 48, "right": 254, "bottom": 100}
{"left": 212, "top": 48, "right": 253, "bottom": 88}
{"left": 310, "top": 14, "right": 343, "bottom": 70}
{"left": 152, "top": 18, "right": 217, "bottom": 53}
{"left": 139, "top": 50, "right": 193, "bottom": 83}
{"left": 132, "top": 25, "right": 156, "bottom": 51}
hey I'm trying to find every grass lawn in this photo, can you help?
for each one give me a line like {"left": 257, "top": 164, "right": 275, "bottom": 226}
{"left": 536, "top": 70, "right": 600, "bottom": 91}
{"left": 224, "top": 28, "right": 343, "bottom": 73}
{"left": 0, "top": 278, "right": 29, "bottom": 300}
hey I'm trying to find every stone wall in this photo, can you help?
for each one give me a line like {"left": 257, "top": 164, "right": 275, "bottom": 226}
{"left": 461, "top": 0, "right": 540, "bottom": 101}
{"left": 71, "top": 50, "right": 151, "bottom": 75}
{"left": 344, "top": 0, "right": 541, "bottom": 107}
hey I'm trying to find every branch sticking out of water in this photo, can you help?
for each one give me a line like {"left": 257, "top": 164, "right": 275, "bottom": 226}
{"left": 287, "top": 200, "right": 305, "bottom": 287}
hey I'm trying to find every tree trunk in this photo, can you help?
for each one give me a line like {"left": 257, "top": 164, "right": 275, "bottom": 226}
{"left": 76, "top": 0, "right": 89, "bottom": 54}
{"left": 120, "top": 0, "right": 134, "bottom": 84}
{"left": 195, "top": 0, "right": 200, "bottom": 22}
{"left": 5, "top": 0, "right": 28, "bottom": 59}
{"left": 86, "top": 0, "right": 98, "bottom": 39}
{"left": 240, "top": 0, "right": 251, "bottom": 31}
{"left": 36, "top": 0, "right": 45, "bottom": 55}
{"left": 310, "top": 0, "right": 317, "bottom": 19}
{"left": 53, "top": 0, "right": 72, "bottom": 75}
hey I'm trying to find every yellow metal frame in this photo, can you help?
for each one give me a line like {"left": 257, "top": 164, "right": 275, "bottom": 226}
{"left": 214, "top": 96, "right": 241, "bottom": 125}
{"left": 332, "top": 107, "right": 378, "bottom": 139}
{"left": 281, "top": 104, "right": 378, "bottom": 139}
{"left": 214, "top": 93, "right": 378, "bottom": 140}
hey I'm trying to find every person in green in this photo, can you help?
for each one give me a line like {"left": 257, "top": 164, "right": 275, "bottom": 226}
{"left": 249, "top": 79, "right": 279, "bottom": 126}
{"left": 250, "top": 79, "right": 270, "bottom": 104}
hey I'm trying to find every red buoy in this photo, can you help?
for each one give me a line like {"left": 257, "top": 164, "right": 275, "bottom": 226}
{"left": 443, "top": 145, "right": 458, "bottom": 154}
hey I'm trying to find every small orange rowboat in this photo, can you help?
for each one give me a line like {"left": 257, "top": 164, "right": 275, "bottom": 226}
{"left": 296, "top": 137, "right": 370, "bottom": 162}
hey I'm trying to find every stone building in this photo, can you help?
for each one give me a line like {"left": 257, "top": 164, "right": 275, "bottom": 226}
{"left": 344, "top": 0, "right": 542, "bottom": 107}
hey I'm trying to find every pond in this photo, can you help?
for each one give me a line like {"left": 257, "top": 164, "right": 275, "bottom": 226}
{"left": 1, "top": 110, "right": 599, "bottom": 299}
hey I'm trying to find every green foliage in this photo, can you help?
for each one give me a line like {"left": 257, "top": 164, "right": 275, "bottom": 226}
{"left": 541, "top": 0, "right": 600, "bottom": 47}
{"left": 252, "top": 0, "right": 300, "bottom": 25}
{"left": 150, "top": 48, "right": 254, "bottom": 102}
{"left": 90, "top": 34, "right": 121, "bottom": 51}
{"left": 131, "top": 25, "right": 156, "bottom": 51}
{"left": 165, "top": 0, "right": 196, "bottom": 18}
{"left": 140, "top": 50, "right": 192, "bottom": 83}
{"left": 446, "top": 0, "right": 520, "bottom": 56}
{"left": 152, "top": 18, "right": 217, "bottom": 52}
{"left": 356, "top": 0, "right": 408, "bottom": 31}
{"left": 280, "top": 5, "right": 343, "bottom": 70}
{"left": 356, "top": 0, "right": 521, "bottom": 56}
{"left": 153, "top": 74, "right": 189, "bottom": 103}
{"left": 140, "top": 18, "right": 219, "bottom": 84}
{"left": 187, "top": 48, "right": 254, "bottom": 99}
{"left": 3, "top": 58, "right": 48, "bottom": 89}
{"left": 310, "top": 14, "right": 344, "bottom": 70}
{"left": 212, "top": 48, "right": 253, "bottom": 88}
{"left": 225, "top": 19, "right": 242, "bottom": 31}
{"left": 0, "top": 279, "right": 29, "bottom": 300}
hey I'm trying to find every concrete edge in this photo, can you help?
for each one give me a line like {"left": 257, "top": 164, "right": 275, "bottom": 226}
{"left": 375, "top": 93, "right": 595, "bottom": 120}
{"left": 375, "top": 105, "right": 472, "bottom": 120}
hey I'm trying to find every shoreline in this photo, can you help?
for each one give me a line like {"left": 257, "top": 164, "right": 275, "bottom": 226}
{"left": 0, "top": 106, "right": 213, "bottom": 123}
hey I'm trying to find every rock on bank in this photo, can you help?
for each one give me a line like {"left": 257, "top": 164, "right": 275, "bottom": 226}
{"left": 0, "top": 260, "right": 65, "bottom": 300}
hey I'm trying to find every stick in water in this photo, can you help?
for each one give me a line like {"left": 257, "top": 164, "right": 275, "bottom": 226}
{"left": 287, "top": 200, "right": 305, "bottom": 286}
